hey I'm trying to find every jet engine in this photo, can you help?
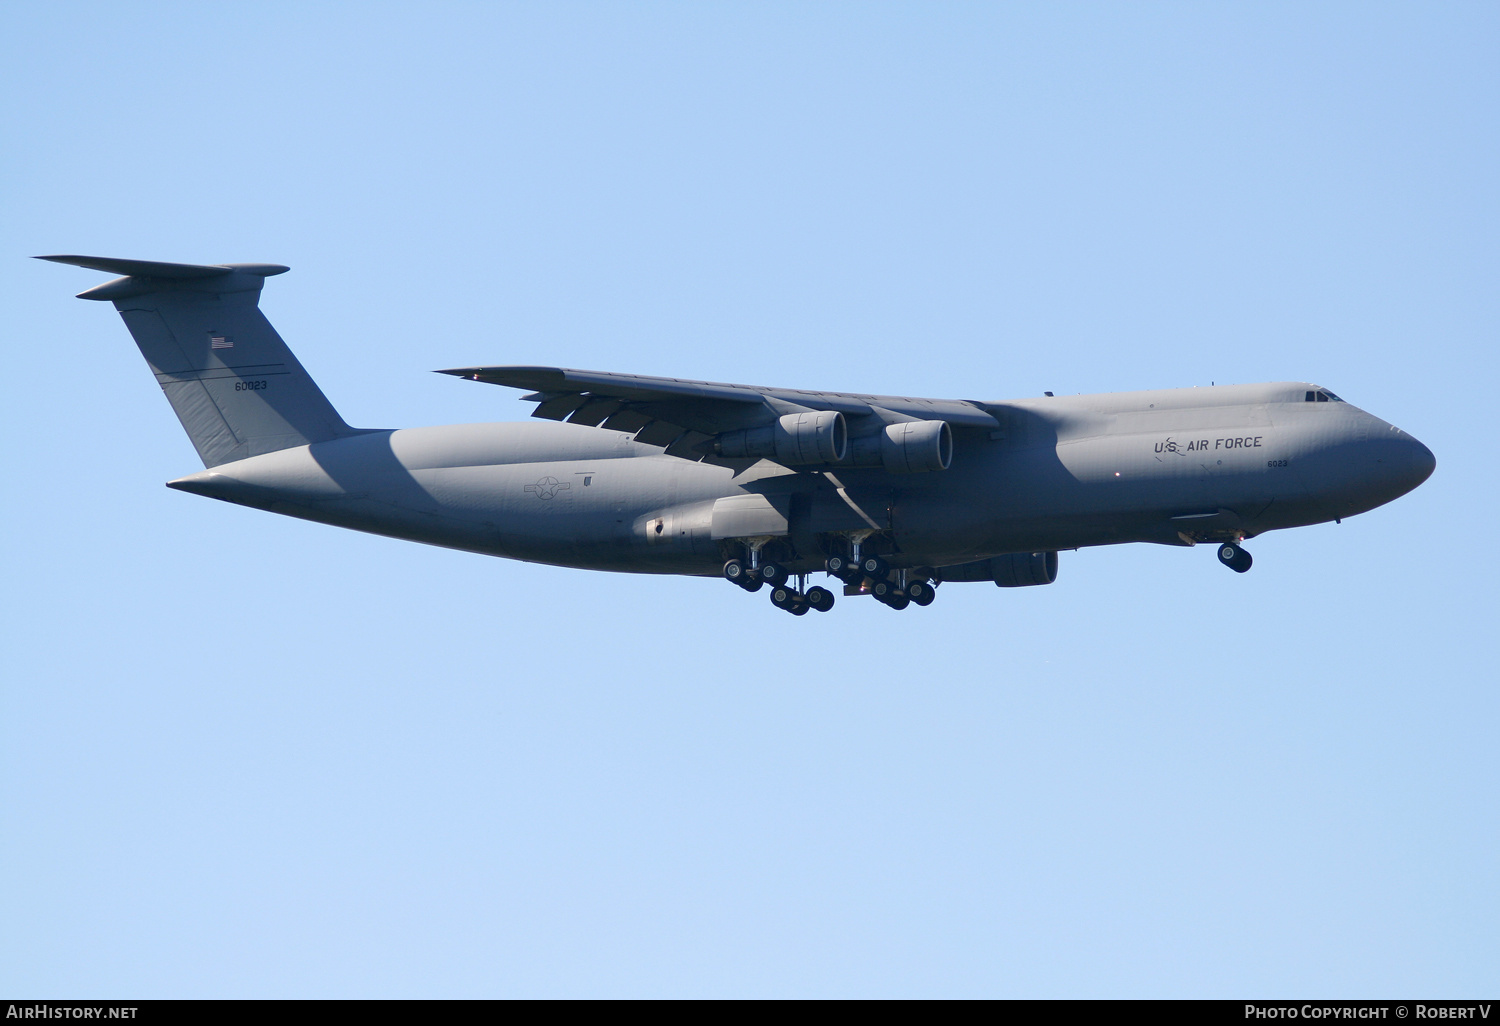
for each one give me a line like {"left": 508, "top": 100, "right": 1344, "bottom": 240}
{"left": 935, "top": 551, "right": 1059, "bottom": 587}
{"left": 716, "top": 411, "right": 847, "bottom": 465}
{"left": 882, "top": 420, "right": 952, "bottom": 473}
{"left": 847, "top": 419, "right": 954, "bottom": 473}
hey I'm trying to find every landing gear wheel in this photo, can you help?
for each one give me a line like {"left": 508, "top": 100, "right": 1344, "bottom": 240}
{"left": 725, "top": 559, "right": 763, "bottom": 591}
{"left": 1217, "top": 542, "right": 1253, "bottom": 574}
{"left": 860, "top": 555, "right": 889, "bottom": 578}
{"left": 825, "top": 555, "right": 855, "bottom": 581}
{"left": 805, "top": 586, "right": 835, "bottom": 612}
{"left": 871, "top": 579, "right": 909, "bottom": 609}
{"left": 907, "top": 581, "right": 936, "bottom": 606}
{"left": 724, "top": 559, "right": 748, "bottom": 584}
{"left": 883, "top": 590, "right": 910, "bottom": 610}
{"left": 770, "top": 585, "right": 801, "bottom": 611}
{"left": 759, "top": 561, "right": 789, "bottom": 586}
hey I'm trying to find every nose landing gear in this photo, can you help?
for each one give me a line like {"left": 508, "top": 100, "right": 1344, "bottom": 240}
{"left": 1217, "top": 542, "right": 1253, "bottom": 573}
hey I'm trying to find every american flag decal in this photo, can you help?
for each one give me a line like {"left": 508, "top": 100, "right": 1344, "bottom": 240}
{"left": 210, "top": 335, "right": 234, "bottom": 349}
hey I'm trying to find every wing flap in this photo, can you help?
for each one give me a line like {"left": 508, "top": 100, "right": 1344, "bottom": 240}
{"left": 531, "top": 393, "right": 589, "bottom": 421}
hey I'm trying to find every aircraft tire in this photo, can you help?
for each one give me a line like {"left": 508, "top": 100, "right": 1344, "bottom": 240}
{"left": 1218, "top": 543, "right": 1253, "bottom": 574}
{"left": 724, "top": 559, "right": 747, "bottom": 583}
{"left": 825, "top": 555, "right": 852, "bottom": 580}
{"left": 805, "top": 586, "right": 835, "bottom": 612}
{"left": 883, "top": 591, "right": 910, "bottom": 610}
{"left": 770, "top": 585, "right": 798, "bottom": 610}
{"left": 860, "top": 555, "right": 889, "bottom": 578}
{"left": 907, "top": 581, "right": 935, "bottom": 606}
{"left": 760, "top": 561, "right": 789, "bottom": 586}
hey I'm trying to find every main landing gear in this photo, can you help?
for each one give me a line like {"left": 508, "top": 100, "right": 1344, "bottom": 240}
{"left": 1217, "top": 542, "right": 1253, "bottom": 574}
{"left": 825, "top": 555, "right": 937, "bottom": 611}
{"left": 724, "top": 559, "right": 836, "bottom": 615}
{"left": 724, "top": 539, "right": 938, "bottom": 615}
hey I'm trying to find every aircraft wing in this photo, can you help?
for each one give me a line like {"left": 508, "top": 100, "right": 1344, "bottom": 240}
{"left": 437, "top": 364, "right": 1000, "bottom": 460}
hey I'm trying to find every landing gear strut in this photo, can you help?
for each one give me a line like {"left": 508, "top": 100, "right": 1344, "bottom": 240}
{"left": 1217, "top": 542, "right": 1253, "bottom": 574}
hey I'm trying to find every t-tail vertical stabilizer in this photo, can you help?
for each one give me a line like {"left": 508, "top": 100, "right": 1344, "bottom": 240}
{"left": 38, "top": 255, "right": 358, "bottom": 467}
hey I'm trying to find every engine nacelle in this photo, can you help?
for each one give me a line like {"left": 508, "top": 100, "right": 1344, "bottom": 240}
{"left": 848, "top": 419, "right": 953, "bottom": 473}
{"left": 882, "top": 420, "right": 952, "bottom": 473}
{"left": 992, "top": 550, "right": 1058, "bottom": 587}
{"left": 716, "top": 411, "right": 847, "bottom": 465}
{"left": 935, "top": 551, "right": 1059, "bottom": 587}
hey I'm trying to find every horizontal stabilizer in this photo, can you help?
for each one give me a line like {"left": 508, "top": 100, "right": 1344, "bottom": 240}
{"left": 36, "top": 255, "right": 290, "bottom": 279}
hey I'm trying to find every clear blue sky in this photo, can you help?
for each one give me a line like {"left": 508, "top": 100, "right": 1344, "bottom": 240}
{"left": 2, "top": 1, "right": 1495, "bottom": 997}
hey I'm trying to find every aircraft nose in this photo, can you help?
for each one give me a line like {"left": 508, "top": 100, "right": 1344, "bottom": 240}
{"left": 1409, "top": 436, "right": 1436, "bottom": 484}
{"left": 1377, "top": 429, "right": 1436, "bottom": 497}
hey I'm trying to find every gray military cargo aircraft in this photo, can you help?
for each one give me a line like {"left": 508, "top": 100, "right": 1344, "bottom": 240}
{"left": 42, "top": 254, "right": 1435, "bottom": 614}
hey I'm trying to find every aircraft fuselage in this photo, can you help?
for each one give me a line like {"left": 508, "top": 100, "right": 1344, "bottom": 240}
{"left": 167, "top": 380, "right": 1434, "bottom": 577}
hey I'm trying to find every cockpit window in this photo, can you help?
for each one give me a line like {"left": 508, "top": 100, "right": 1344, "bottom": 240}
{"left": 1305, "top": 389, "right": 1344, "bottom": 403}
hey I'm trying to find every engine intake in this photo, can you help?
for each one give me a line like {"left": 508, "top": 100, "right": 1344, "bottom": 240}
{"left": 716, "top": 411, "right": 847, "bottom": 465}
